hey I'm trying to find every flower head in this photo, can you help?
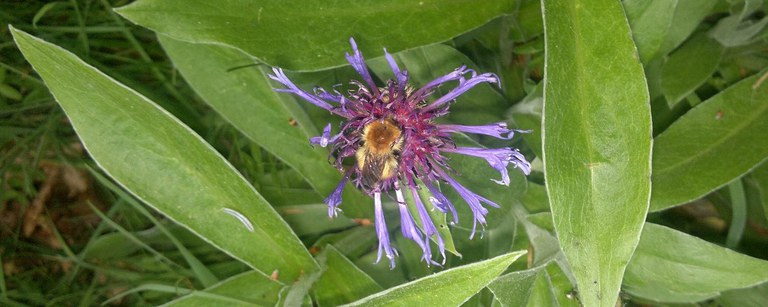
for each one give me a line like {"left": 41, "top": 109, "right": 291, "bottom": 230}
{"left": 270, "top": 38, "right": 530, "bottom": 268}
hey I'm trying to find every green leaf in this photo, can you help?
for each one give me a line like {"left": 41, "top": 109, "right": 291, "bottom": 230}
{"left": 116, "top": 0, "right": 516, "bottom": 71}
{"left": 487, "top": 266, "right": 542, "bottom": 307}
{"left": 750, "top": 161, "right": 768, "bottom": 221}
{"left": 651, "top": 70, "right": 768, "bottom": 211}
{"left": 543, "top": 262, "right": 580, "bottom": 307}
{"left": 716, "top": 282, "right": 768, "bottom": 306}
{"left": 313, "top": 246, "right": 384, "bottom": 307}
{"left": 312, "top": 226, "right": 377, "bottom": 260}
{"left": 541, "top": 0, "right": 652, "bottom": 306}
{"left": 489, "top": 260, "right": 580, "bottom": 307}
{"left": 509, "top": 83, "right": 543, "bottom": 158}
{"left": 623, "top": 0, "right": 677, "bottom": 63}
{"left": 623, "top": 0, "right": 718, "bottom": 63}
{"left": 711, "top": 5, "right": 768, "bottom": 48}
{"left": 657, "top": 0, "right": 718, "bottom": 57}
{"left": 623, "top": 223, "right": 768, "bottom": 303}
{"left": 0, "top": 83, "right": 22, "bottom": 100}
{"left": 10, "top": 27, "right": 317, "bottom": 282}
{"left": 157, "top": 35, "right": 370, "bottom": 217}
{"left": 278, "top": 205, "right": 358, "bottom": 237}
{"left": 661, "top": 32, "right": 724, "bottom": 108}
{"left": 344, "top": 251, "right": 526, "bottom": 306}
{"left": 165, "top": 271, "right": 283, "bottom": 306}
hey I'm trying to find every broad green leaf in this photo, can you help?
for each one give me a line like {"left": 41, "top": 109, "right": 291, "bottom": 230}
{"left": 10, "top": 27, "right": 317, "bottom": 282}
{"left": 657, "top": 0, "right": 718, "bottom": 57}
{"left": 345, "top": 251, "right": 526, "bottom": 306}
{"left": 165, "top": 271, "right": 283, "bottom": 306}
{"left": 541, "top": 1, "right": 652, "bottom": 306}
{"left": 488, "top": 266, "right": 542, "bottom": 307}
{"left": 661, "top": 32, "right": 724, "bottom": 108}
{"left": 651, "top": 70, "right": 768, "bottom": 211}
{"left": 623, "top": 223, "right": 768, "bottom": 303}
{"left": 116, "top": 0, "right": 516, "bottom": 71}
{"left": 158, "top": 35, "right": 371, "bottom": 217}
{"left": 623, "top": 0, "right": 678, "bottom": 63}
{"left": 277, "top": 205, "right": 358, "bottom": 237}
{"left": 623, "top": 0, "right": 718, "bottom": 63}
{"left": 312, "top": 226, "right": 378, "bottom": 260}
{"left": 313, "top": 246, "right": 383, "bottom": 307}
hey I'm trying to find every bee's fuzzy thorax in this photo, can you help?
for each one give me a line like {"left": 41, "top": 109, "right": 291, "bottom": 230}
{"left": 269, "top": 37, "right": 531, "bottom": 268}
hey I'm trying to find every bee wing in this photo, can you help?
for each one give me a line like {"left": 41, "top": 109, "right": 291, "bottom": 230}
{"left": 361, "top": 151, "right": 387, "bottom": 188}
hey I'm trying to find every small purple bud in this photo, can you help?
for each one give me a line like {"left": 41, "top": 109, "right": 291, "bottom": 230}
{"left": 324, "top": 173, "right": 349, "bottom": 218}
{"left": 424, "top": 181, "right": 458, "bottom": 224}
{"left": 310, "top": 123, "right": 340, "bottom": 148}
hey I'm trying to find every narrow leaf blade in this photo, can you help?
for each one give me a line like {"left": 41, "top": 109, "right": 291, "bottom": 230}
{"left": 541, "top": 0, "right": 652, "bottom": 306}
{"left": 10, "top": 27, "right": 317, "bottom": 282}
{"left": 345, "top": 251, "right": 526, "bottom": 306}
{"left": 165, "top": 271, "right": 283, "bottom": 306}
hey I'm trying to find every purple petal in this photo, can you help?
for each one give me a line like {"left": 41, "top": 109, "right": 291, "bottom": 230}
{"left": 434, "top": 167, "right": 499, "bottom": 239}
{"left": 441, "top": 147, "right": 531, "bottom": 185}
{"left": 424, "top": 181, "right": 458, "bottom": 224}
{"left": 410, "top": 185, "right": 446, "bottom": 263}
{"left": 310, "top": 123, "right": 341, "bottom": 147}
{"left": 384, "top": 48, "right": 408, "bottom": 91}
{"left": 412, "top": 65, "right": 470, "bottom": 99}
{"left": 374, "top": 192, "right": 397, "bottom": 268}
{"left": 423, "top": 71, "right": 500, "bottom": 112}
{"left": 269, "top": 68, "right": 334, "bottom": 110}
{"left": 395, "top": 186, "right": 436, "bottom": 265}
{"left": 439, "top": 122, "right": 529, "bottom": 140}
{"left": 324, "top": 173, "right": 350, "bottom": 218}
{"left": 345, "top": 38, "right": 379, "bottom": 96}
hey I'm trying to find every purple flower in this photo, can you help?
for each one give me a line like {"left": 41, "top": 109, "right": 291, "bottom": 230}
{"left": 270, "top": 38, "right": 530, "bottom": 268}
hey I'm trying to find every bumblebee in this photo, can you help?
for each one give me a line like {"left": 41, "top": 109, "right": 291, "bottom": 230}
{"left": 356, "top": 118, "right": 404, "bottom": 189}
